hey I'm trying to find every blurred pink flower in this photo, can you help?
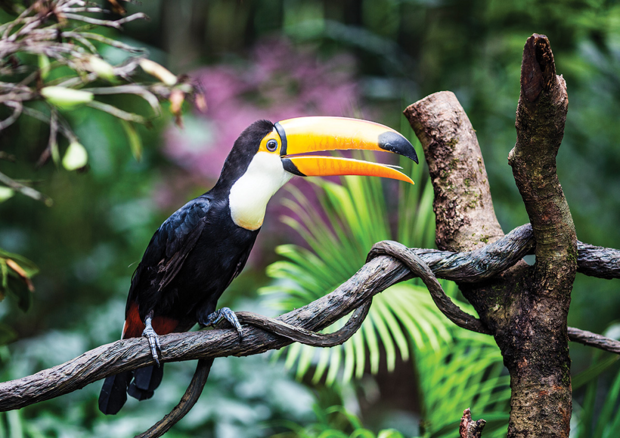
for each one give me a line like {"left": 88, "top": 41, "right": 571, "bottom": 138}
{"left": 164, "top": 39, "right": 362, "bottom": 182}
{"left": 161, "top": 39, "right": 370, "bottom": 268}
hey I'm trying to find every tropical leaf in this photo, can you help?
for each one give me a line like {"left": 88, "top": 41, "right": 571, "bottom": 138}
{"left": 273, "top": 405, "right": 408, "bottom": 438}
{"left": 262, "top": 147, "right": 513, "bottom": 436}
{"left": 573, "top": 351, "right": 620, "bottom": 438}
{"left": 417, "top": 330, "right": 509, "bottom": 438}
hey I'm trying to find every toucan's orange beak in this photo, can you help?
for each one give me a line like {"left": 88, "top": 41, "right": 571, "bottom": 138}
{"left": 275, "top": 117, "right": 418, "bottom": 184}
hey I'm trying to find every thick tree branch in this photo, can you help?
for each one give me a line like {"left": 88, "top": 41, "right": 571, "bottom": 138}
{"left": 403, "top": 35, "right": 598, "bottom": 438}
{"left": 576, "top": 243, "right": 620, "bottom": 279}
{"left": 369, "top": 241, "right": 490, "bottom": 334}
{"left": 0, "top": 229, "right": 618, "bottom": 414}
{"left": 567, "top": 327, "right": 620, "bottom": 354}
{"left": 506, "top": 33, "right": 575, "bottom": 438}
{"left": 404, "top": 91, "right": 504, "bottom": 252}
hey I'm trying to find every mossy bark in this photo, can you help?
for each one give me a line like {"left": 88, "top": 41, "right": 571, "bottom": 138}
{"left": 505, "top": 34, "right": 576, "bottom": 437}
{"left": 404, "top": 34, "right": 576, "bottom": 438}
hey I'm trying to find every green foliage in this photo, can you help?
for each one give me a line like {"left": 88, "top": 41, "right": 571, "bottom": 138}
{"left": 572, "top": 335, "right": 620, "bottom": 438}
{"left": 275, "top": 405, "right": 406, "bottom": 438}
{"left": 262, "top": 150, "right": 512, "bottom": 436}
{"left": 0, "top": 2, "right": 200, "bottom": 204}
{"left": 261, "top": 152, "right": 441, "bottom": 383}
{"left": 0, "top": 248, "right": 38, "bottom": 313}
{"left": 417, "top": 330, "right": 509, "bottom": 438}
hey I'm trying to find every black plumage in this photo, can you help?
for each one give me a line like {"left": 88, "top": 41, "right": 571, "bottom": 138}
{"left": 98, "top": 116, "right": 418, "bottom": 416}
{"left": 99, "top": 120, "right": 274, "bottom": 415}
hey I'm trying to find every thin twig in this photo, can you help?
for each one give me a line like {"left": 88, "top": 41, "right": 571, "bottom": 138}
{"left": 81, "top": 85, "right": 161, "bottom": 114}
{"left": 0, "top": 171, "right": 51, "bottom": 205}
{"left": 63, "top": 32, "right": 146, "bottom": 53}
{"left": 20, "top": 106, "right": 78, "bottom": 144}
{"left": 63, "top": 12, "right": 148, "bottom": 29}
{"left": 37, "top": 110, "right": 58, "bottom": 167}
{"left": 0, "top": 101, "right": 22, "bottom": 131}
{"left": 86, "top": 100, "right": 147, "bottom": 124}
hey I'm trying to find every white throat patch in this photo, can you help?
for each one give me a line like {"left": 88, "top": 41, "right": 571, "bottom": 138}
{"left": 229, "top": 152, "right": 293, "bottom": 230}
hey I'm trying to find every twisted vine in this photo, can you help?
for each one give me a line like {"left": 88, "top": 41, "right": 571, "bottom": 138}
{"left": 0, "top": 224, "right": 617, "bottom": 437}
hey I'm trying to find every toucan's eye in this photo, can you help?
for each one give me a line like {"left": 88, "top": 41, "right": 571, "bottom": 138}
{"left": 266, "top": 139, "right": 278, "bottom": 152}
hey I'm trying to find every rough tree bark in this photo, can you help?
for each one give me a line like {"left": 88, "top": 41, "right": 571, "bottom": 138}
{"left": 404, "top": 34, "right": 578, "bottom": 437}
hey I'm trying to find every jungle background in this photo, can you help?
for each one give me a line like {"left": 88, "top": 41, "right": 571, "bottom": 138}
{"left": 1, "top": 0, "right": 620, "bottom": 437}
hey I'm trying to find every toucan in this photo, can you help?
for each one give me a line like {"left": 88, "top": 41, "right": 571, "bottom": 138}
{"left": 98, "top": 116, "right": 418, "bottom": 415}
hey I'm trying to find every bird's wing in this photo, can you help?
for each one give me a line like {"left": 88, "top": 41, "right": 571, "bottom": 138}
{"left": 225, "top": 242, "right": 253, "bottom": 290}
{"left": 126, "top": 198, "right": 210, "bottom": 317}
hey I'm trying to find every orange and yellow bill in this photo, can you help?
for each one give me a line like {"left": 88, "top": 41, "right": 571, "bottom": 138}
{"left": 275, "top": 116, "right": 418, "bottom": 184}
{"left": 282, "top": 156, "right": 414, "bottom": 184}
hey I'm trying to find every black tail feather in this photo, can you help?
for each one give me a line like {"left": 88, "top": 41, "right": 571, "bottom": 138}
{"left": 98, "top": 371, "right": 132, "bottom": 415}
{"left": 127, "top": 364, "right": 165, "bottom": 401}
{"left": 98, "top": 364, "right": 165, "bottom": 414}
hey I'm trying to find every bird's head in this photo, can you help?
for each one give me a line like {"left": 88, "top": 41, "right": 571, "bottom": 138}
{"left": 217, "top": 117, "right": 418, "bottom": 230}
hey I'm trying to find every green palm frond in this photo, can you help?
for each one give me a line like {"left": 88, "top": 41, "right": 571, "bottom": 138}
{"left": 272, "top": 405, "right": 408, "bottom": 438}
{"left": 262, "top": 148, "right": 512, "bottom": 436}
{"left": 417, "top": 330, "right": 509, "bottom": 438}
{"left": 261, "top": 152, "right": 446, "bottom": 384}
{"left": 573, "top": 350, "right": 620, "bottom": 438}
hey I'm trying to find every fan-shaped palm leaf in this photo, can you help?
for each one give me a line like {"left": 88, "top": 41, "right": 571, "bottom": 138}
{"left": 262, "top": 148, "right": 512, "bottom": 436}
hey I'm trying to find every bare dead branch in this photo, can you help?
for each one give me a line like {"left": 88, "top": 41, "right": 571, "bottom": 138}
{"left": 403, "top": 91, "right": 504, "bottom": 252}
{"left": 404, "top": 38, "right": 610, "bottom": 437}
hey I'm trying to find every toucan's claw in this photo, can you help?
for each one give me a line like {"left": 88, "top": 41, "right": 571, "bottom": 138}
{"left": 142, "top": 316, "right": 161, "bottom": 366}
{"left": 202, "top": 307, "right": 243, "bottom": 340}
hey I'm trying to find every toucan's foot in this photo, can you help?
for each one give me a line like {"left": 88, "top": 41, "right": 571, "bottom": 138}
{"left": 142, "top": 316, "right": 161, "bottom": 366}
{"left": 202, "top": 307, "right": 243, "bottom": 339}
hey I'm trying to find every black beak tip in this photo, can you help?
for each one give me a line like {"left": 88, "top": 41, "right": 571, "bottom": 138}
{"left": 378, "top": 131, "right": 418, "bottom": 164}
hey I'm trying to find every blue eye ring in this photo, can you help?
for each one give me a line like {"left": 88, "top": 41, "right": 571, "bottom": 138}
{"left": 266, "top": 139, "right": 278, "bottom": 152}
